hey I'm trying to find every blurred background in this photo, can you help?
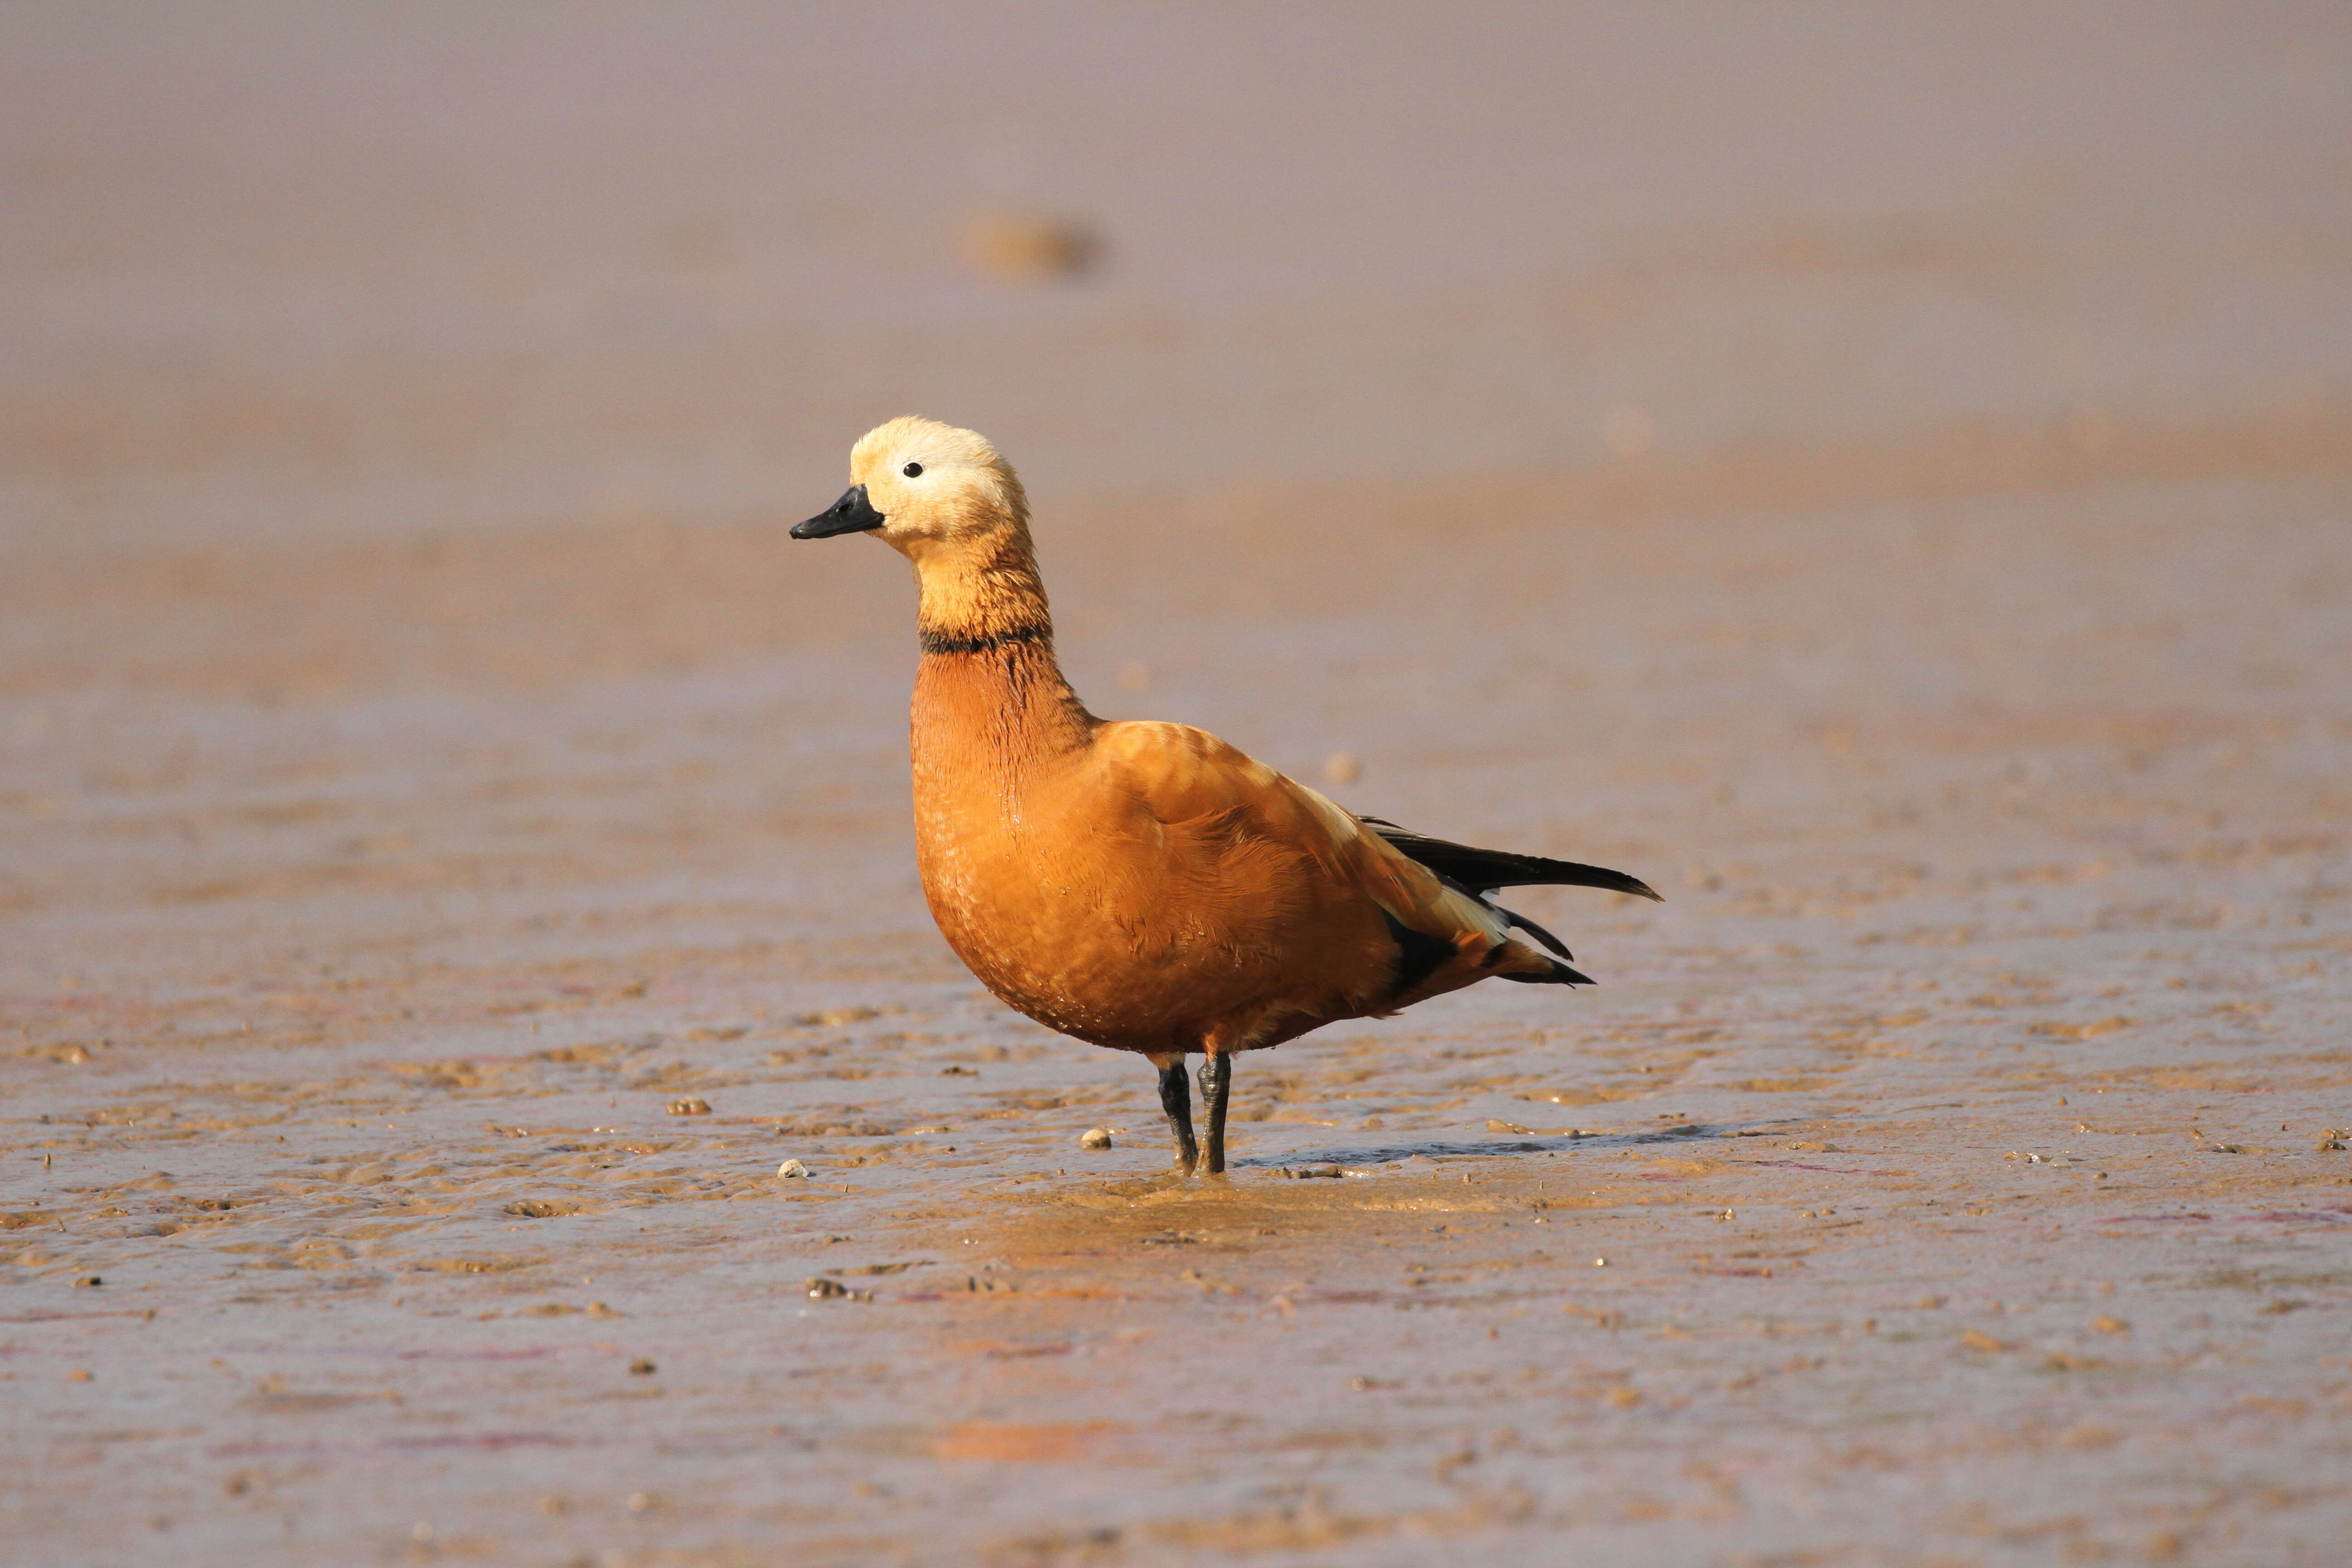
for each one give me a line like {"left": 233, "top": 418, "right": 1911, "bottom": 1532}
{"left": 6, "top": 1, "right": 2347, "bottom": 558}
{"left": 6, "top": 0, "right": 2351, "bottom": 910}
{"left": 8, "top": 0, "right": 2350, "bottom": 971}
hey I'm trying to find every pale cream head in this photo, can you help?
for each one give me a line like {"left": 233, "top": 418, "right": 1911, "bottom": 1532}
{"left": 849, "top": 416, "right": 1030, "bottom": 559}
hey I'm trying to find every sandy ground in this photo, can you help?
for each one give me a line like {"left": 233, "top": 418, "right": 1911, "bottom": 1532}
{"left": 6, "top": 7, "right": 2352, "bottom": 1566}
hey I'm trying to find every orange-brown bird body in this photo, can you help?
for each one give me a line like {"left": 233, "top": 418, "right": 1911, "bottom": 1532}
{"left": 795, "top": 416, "right": 1656, "bottom": 1172}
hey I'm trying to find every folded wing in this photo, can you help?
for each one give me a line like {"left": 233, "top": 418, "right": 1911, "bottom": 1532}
{"left": 1091, "top": 723, "right": 1613, "bottom": 1008}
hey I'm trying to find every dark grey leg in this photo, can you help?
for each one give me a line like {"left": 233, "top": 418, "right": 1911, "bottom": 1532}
{"left": 1197, "top": 1052, "right": 1232, "bottom": 1175}
{"left": 1156, "top": 1057, "right": 1197, "bottom": 1173}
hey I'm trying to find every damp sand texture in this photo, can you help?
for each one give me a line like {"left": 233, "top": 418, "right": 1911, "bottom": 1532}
{"left": 5, "top": 7, "right": 2352, "bottom": 1566}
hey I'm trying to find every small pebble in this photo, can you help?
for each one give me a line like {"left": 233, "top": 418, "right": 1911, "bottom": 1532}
{"left": 776, "top": 1159, "right": 810, "bottom": 1178}
{"left": 807, "top": 1276, "right": 852, "bottom": 1299}
{"left": 1078, "top": 1127, "right": 1112, "bottom": 1150}
{"left": 72, "top": 1275, "right": 102, "bottom": 1288}
{"left": 666, "top": 1098, "right": 711, "bottom": 1116}
{"left": 628, "top": 1358, "right": 657, "bottom": 1375}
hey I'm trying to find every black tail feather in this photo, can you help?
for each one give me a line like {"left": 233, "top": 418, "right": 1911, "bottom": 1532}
{"left": 1359, "top": 816, "right": 1662, "bottom": 902}
{"left": 1379, "top": 908, "right": 1458, "bottom": 1003}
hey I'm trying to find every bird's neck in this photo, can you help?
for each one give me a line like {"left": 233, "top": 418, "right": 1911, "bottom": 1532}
{"left": 913, "top": 533, "right": 1054, "bottom": 656}
{"left": 910, "top": 534, "right": 1093, "bottom": 763}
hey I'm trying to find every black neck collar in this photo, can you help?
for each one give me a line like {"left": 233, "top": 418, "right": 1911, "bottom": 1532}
{"left": 918, "top": 623, "right": 1051, "bottom": 657}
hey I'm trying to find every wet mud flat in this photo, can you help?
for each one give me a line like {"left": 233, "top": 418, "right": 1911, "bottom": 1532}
{"left": 9, "top": 8, "right": 2352, "bottom": 1560}
{"left": 5, "top": 444, "right": 2352, "bottom": 1565}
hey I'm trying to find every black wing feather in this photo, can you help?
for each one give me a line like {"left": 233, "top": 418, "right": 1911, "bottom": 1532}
{"left": 1497, "top": 904, "right": 1577, "bottom": 961}
{"left": 1359, "top": 817, "right": 1662, "bottom": 902}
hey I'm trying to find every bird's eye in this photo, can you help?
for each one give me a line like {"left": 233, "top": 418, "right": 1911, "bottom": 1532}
{"left": 902, "top": 462, "right": 923, "bottom": 478}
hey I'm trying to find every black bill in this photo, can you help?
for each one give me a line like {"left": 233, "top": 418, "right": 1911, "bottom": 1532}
{"left": 792, "top": 484, "right": 886, "bottom": 539}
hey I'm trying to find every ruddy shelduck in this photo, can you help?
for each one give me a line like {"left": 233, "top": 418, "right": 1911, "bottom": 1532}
{"left": 794, "top": 417, "right": 1657, "bottom": 1174}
